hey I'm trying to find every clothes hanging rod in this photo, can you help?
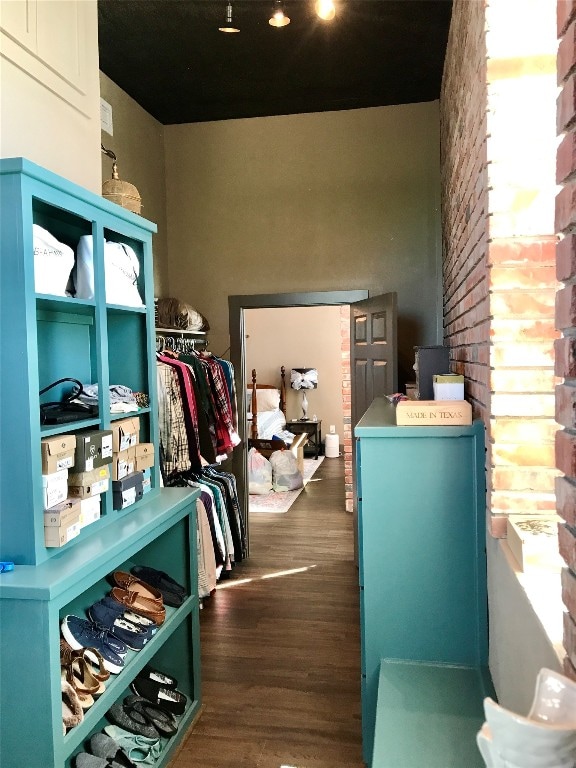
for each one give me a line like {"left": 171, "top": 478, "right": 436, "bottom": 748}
{"left": 155, "top": 327, "right": 207, "bottom": 336}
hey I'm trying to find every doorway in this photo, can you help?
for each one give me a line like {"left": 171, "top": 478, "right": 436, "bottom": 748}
{"left": 229, "top": 290, "right": 369, "bottom": 551}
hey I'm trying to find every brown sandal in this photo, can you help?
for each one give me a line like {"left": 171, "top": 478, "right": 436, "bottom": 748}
{"left": 111, "top": 571, "right": 164, "bottom": 605}
{"left": 60, "top": 639, "right": 108, "bottom": 700}
{"left": 110, "top": 587, "right": 166, "bottom": 625}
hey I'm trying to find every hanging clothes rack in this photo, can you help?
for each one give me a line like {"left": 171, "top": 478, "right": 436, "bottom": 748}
{"left": 156, "top": 327, "right": 208, "bottom": 354}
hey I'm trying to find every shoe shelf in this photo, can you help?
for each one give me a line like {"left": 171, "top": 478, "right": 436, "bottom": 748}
{"left": 0, "top": 487, "right": 201, "bottom": 768}
{"left": 0, "top": 159, "right": 203, "bottom": 767}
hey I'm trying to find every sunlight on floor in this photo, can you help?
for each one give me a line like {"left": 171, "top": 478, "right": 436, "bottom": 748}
{"left": 216, "top": 564, "right": 318, "bottom": 589}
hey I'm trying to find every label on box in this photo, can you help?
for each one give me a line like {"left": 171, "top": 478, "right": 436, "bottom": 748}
{"left": 396, "top": 400, "right": 472, "bottom": 426}
{"left": 42, "top": 469, "right": 69, "bottom": 510}
{"left": 102, "top": 434, "right": 113, "bottom": 458}
{"left": 80, "top": 495, "right": 101, "bottom": 528}
{"left": 122, "top": 487, "right": 137, "bottom": 506}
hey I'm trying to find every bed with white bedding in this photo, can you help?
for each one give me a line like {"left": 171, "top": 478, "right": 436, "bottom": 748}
{"left": 247, "top": 367, "right": 307, "bottom": 471}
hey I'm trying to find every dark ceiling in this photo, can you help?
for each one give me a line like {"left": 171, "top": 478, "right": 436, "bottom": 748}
{"left": 98, "top": 0, "right": 452, "bottom": 125}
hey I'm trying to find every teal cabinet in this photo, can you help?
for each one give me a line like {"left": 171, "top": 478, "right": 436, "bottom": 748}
{"left": 0, "top": 489, "right": 201, "bottom": 768}
{"left": 355, "top": 398, "right": 488, "bottom": 766}
{"left": 0, "top": 157, "right": 159, "bottom": 566}
{"left": 0, "top": 159, "right": 202, "bottom": 767}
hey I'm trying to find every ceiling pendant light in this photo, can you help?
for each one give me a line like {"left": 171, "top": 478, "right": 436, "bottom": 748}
{"left": 219, "top": 1, "right": 240, "bottom": 33}
{"left": 316, "top": 0, "right": 335, "bottom": 21}
{"left": 269, "top": 0, "right": 290, "bottom": 28}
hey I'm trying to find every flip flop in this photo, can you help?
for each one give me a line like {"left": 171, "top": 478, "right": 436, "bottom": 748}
{"left": 107, "top": 698, "right": 160, "bottom": 739}
{"left": 124, "top": 694, "right": 179, "bottom": 736}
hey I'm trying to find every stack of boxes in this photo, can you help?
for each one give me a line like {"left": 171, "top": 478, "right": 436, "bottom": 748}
{"left": 41, "top": 417, "right": 155, "bottom": 547}
{"left": 68, "top": 429, "right": 113, "bottom": 528}
{"left": 41, "top": 435, "right": 79, "bottom": 547}
{"left": 110, "top": 416, "right": 155, "bottom": 510}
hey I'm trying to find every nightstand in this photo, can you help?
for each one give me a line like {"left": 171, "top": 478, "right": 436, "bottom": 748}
{"left": 286, "top": 419, "right": 322, "bottom": 459}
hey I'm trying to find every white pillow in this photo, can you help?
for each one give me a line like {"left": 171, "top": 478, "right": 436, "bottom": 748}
{"left": 256, "top": 388, "right": 280, "bottom": 412}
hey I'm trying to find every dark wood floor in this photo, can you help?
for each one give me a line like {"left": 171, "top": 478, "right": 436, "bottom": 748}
{"left": 170, "top": 456, "right": 365, "bottom": 768}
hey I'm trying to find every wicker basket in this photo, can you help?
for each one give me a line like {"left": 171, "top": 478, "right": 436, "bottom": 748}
{"left": 102, "top": 160, "right": 142, "bottom": 215}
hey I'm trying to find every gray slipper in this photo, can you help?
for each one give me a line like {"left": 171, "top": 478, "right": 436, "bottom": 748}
{"left": 75, "top": 753, "right": 108, "bottom": 768}
{"left": 107, "top": 699, "right": 160, "bottom": 740}
{"left": 90, "top": 732, "right": 137, "bottom": 768}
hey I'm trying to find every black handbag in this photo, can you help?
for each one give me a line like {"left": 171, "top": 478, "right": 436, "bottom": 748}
{"left": 39, "top": 377, "right": 98, "bottom": 425}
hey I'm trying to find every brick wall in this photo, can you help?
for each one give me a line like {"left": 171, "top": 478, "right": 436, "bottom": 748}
{"left": 557, "top": 0, "right": 576, "bottom": 681}
{"left": 441, "top": 0, "right": 559, "bottom": 538}
{"left": 440, "top": 0, "right": 491, "bottom": 506}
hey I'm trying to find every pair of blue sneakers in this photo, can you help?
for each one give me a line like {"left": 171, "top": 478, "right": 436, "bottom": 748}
{"left": 61, "top": 597, "right": 156, "bottom": 674}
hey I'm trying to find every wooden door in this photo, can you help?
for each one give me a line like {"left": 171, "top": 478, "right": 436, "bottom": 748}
{"left": 351, "top": 293, "right": 397, "bottom": 561}
{"left": 351, "top": 293, "right": 398, "bottom": 427}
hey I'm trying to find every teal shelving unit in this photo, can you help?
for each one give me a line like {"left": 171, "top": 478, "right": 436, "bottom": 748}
{"left": 0, "top": 159, "right": 202, "bottom": 767}
{"left": 0, "top": 157, "right": 161, "bottom": 566}
{"left": 355, "top": 398, "right": 491, "bottom": 766}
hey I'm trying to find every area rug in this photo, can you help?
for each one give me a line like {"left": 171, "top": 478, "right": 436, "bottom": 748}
{"left": 249, "top": 456, "right": 325, "bottom": 514}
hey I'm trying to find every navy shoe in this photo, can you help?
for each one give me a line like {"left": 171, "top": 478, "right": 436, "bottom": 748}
{"left": 130, "top": 565, "right": 187, "bottom": 607}
{"left": 100, "top": 594, "right": 158, "bottom": 633}
{"left": 61, "top": 615, "right": 125, "bottom": 674}
{"left": 88, "top": 601, "right": 152, "bottom": 651}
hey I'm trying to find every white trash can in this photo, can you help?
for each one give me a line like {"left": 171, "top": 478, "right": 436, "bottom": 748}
{"left": 324, "top": 433, "right": 340, "bottom": 458}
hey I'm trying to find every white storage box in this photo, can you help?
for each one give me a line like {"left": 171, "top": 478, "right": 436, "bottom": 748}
{"left": 80, "top": 496, "right": 101, "bottom": 528}
{"left": 42, "top": 469, "right": 69, "bottom": 510}
{"left": 433, "top": 374, "right": 464, "bottom": 401}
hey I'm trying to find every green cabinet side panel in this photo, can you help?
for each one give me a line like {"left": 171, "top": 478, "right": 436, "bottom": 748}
{"left": 355, "top": 398, "right": 487, "bottom": 766}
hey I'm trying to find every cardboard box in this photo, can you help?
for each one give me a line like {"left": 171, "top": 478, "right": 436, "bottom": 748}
{"left": 134, "top": 443, "right": 154, "bottom": 472}
{"left": 68, "top": 465, "right": 110, "bottom": 498}
{"left": 111, "top": 447, "right": 135, "bottom": 481}
{"left": 111, "top": 417, "right": 140, "bottom": 453}
{"left": 72, "top": 430, "right": 113, "bottom": 473}
{"left": 41, "top": 434, "right": 76, "bottom": 474}
{"left": 44, "top": 498, "right": 81, "bottom": 528}
{"left": 42, "top": 469, "right": 69, "bottom": 509}
{"left": 44, "top": 518, "right": 81, "bottom": 547}
{"left": 396, "top": 400, "right": 472, "bottom": 426}
{"left": 79, "top": 495, "right": 101, "bottom": 528}
{"left": 507, "top": 516, "right": 563, "bottom": 572}
{"left": 113, "top": 470, "right": 143, "bottom": 510}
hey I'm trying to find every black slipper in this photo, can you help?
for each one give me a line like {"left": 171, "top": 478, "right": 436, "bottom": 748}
{"left": 136, "top": 664, "right": 178, "bottom": 689}
{"left": 131, "top": 677, "right": 187, "bottom": 715}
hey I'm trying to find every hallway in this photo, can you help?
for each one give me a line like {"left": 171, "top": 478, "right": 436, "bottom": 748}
{"left": 171, "top": 456, "right": 365, "bottom": 768}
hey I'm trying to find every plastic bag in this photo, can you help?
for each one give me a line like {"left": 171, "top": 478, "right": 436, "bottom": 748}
{"left": 248, "top": 448, "right": 273, "bottom": 495}
{"left": 270, "top": 449, "right": 303, "bottom": 492}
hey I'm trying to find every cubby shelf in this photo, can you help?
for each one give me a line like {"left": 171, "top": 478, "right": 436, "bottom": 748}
{"left": 0, "top": 159, "right": 203, "bottom": 768}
